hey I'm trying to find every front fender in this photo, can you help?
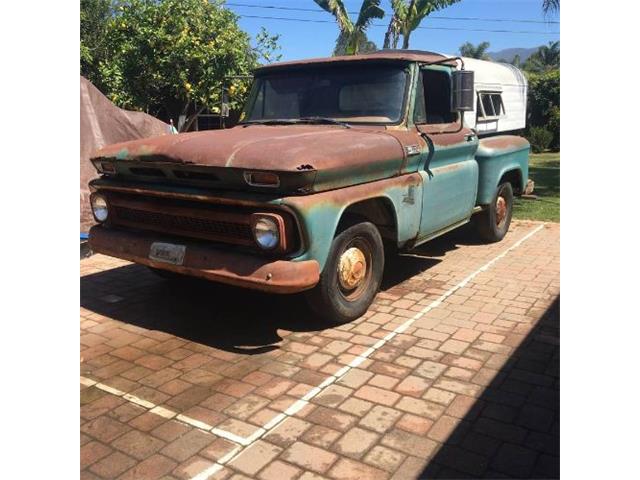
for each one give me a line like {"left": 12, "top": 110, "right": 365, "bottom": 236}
{"left": 280, "top": 173, "right": 423, "bottom": 271}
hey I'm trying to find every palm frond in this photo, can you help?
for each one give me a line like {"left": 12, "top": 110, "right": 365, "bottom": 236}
{"left": 542, "top": 0, "right": 559, "bottom": 15}
{"left": 314, "top": 0, "right": 353, "bottom": 33}
{"left": 355, "top": 0, "right": 385, "bottom": 30}
{"left": 411, "top": 0, "right": 460, "bottom": 28}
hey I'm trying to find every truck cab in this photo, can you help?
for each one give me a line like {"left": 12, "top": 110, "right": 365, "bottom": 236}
{"left": 88, "top": 50, "right": 530, "bottom": 323}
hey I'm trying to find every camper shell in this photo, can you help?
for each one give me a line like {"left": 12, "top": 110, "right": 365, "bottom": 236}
{"left": 458, "top": 56, "right": 528, "bottom": 135}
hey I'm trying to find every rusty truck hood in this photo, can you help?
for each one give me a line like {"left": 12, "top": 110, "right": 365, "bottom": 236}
{"left": 92, "top": 125, "right": 406, "bottom": 193}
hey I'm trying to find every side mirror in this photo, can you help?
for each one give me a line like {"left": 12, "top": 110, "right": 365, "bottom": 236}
{"left": 452, "top": 70, "right": 475, "bottom": 111}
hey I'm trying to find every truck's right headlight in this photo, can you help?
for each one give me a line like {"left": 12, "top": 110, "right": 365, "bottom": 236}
{"left": 90, "top": 193, "right": 109, "bottom": 222}
{"left": 252, "top": 215, "right": 280, "bottom": 250}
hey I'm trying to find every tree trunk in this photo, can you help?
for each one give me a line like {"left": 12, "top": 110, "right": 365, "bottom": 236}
{"left": 383, "top": 22, "right": 393, "bottom": 49}
{"left": 402, "top": 32, "right": 411, "bottom": 49}
{"left": 182, "top": 104, "right": 207, "bottom": 132}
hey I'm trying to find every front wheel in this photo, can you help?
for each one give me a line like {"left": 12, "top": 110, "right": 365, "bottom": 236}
{"left": 305, "top": 222, "right": 384, "bottom": 324}
{"left": 474, "top": 182, "right": 514, "bottom": 243}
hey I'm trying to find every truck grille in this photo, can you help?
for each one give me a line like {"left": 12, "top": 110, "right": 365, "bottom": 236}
{"left": 102, "top": 190, "right": 299, "bottom": 253}
{"left": 113, "top": 206, "right": 253, "bottom": 242}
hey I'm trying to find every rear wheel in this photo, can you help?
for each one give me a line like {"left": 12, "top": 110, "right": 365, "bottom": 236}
{"left": 474, "top": 182, "right": 514, "bottom": 242}
{"left": 305, "top": 222, "right": 384, "bottom": 324}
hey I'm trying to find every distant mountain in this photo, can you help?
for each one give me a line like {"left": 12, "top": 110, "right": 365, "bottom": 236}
{"left": 487, "top": 47, "right": 540, "bottom": 63}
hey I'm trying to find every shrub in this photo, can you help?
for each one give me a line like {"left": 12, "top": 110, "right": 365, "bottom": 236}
{"left": 526, "top": 70, "right": 560, "bottom": 151}
{"left": 527, "top": 127, "right": 553, "bottom": 153}
{"left": 547, "top": 105, "right": 560, "bottom": 150}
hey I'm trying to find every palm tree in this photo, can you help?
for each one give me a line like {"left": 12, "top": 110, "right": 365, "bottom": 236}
{"left": 314, "top": 0, "right": 384, "bottom": 55}
{"left": 498, "top": 54, "right": 521, "bottom": 67}
{"left": 459, "top": 41, "right": 491, "bottom": 60}
{"left": 524, "top": 41, "right": 560, "bottom": 72}
{"left": 383, "top": 0, "right": 461, "bottom": 50}
{"left": 543, "top": 0, "right": 559, "bottom": 16}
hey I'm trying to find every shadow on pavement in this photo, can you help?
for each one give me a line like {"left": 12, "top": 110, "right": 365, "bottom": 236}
{"left": 419, "top": 296, "right": 560, "bottom": 479}
{"left": 79, "top": 225, "right": 487, "bottom": 355}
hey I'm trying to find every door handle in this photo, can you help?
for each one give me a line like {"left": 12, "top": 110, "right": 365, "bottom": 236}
{"left": 465, "top": 133, "right": 476, "bottom": 142}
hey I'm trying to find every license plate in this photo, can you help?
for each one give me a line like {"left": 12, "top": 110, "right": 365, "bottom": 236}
{"left": 149, "top": 242, "right": 186, "bottom": 265}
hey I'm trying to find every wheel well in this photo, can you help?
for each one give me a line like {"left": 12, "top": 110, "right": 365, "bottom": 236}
{"left": 499, "top": 169, "right": 523, "bottom": 195}
{"left": 336, "top": 198, "right": 397, "bottom": 243}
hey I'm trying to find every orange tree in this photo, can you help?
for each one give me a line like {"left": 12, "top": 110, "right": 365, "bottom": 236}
{"left": 96, "top": 0, "right": 280, "bottom": 130}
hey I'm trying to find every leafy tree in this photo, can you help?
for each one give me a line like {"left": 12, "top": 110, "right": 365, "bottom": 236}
{"left": 314, "top": 0, "right": 384, "bottom": 55}
{"left": 80, "top": 0, "right": 113, "bottom": 88}
{"left": 383, "top": 0, "right": 461, "bottom": 50}
{"left": 459, "top": 41, "right": 491, "bottom": 60}
{"left": 523, "top": 41, "right": 560, "bottom": 72}
{"left": 97, "top": 0, "right": 280, "bottom": 131}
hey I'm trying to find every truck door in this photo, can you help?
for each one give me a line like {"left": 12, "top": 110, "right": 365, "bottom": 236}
{"left": 413, "top": 66, "right": 479, "bottom": 241}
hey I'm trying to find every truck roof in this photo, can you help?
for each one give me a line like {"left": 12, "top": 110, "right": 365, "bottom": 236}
{"left": 255, "top": 50, "right": 458, "bottom": 73}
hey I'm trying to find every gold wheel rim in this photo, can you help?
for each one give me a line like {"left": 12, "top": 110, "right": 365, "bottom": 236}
{"left": 496, "top": 196, "right": 507, "bottom": 226}
{"left": 338, "top": 247, "right": 367, "bottom": 291}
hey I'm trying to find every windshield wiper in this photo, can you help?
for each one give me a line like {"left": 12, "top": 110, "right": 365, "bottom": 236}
{"left": 241, "top": 119, "right": 300, "bottom": 126}
{"left": 241, "top": 117, "right": 350, "bottom": 128}
{"left": 298, "top": 117, "right": 351, "bottom": 128}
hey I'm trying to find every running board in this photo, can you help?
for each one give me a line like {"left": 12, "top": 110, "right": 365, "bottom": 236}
{"left": 410, "top": 217, "right": 471, "bottom": 249}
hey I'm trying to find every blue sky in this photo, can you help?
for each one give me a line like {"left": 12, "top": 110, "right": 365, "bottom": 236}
{"left": 224, "top": 0, "right": 560, "bottom": 61}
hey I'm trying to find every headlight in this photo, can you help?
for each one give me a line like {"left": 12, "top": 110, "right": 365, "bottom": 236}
{"left": 252, "top": 216, "right": 280, "bottom": 250}
{"left": 90, "top": 193, "right": 109, "bottom": 222}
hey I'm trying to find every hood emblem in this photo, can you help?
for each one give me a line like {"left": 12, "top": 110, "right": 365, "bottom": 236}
{"left": 405, "top": 145, "right": 420, "bottom": 156}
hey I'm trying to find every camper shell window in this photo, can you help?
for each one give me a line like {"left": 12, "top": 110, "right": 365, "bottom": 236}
{"left": 477, "top": 92, "right": 505, "bottom": 120}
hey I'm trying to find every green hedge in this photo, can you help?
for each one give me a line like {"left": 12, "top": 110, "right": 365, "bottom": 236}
{"left": 526, "top": 70, "right": 560, "bottom": 151}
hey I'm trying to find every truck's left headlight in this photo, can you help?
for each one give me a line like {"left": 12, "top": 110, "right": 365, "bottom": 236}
{"left": 252, "top": 216, "right": 280, "bottom": 250}
{"left": 90, "top": 193, "right": 109, "bottom": 222}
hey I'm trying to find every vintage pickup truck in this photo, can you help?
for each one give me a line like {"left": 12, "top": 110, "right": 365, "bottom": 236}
{"left": 88, "top": 50, "right": 530, "bottom": 323}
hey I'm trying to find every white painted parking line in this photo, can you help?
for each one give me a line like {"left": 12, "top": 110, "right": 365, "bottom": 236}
{"left": 80, "top": 375, "right": 245, "bottom": 445}
{"left": 189, "top": 223, "right": 546, "bottom": 480}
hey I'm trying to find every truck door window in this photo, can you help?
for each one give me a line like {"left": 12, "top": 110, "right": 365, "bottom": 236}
{"left": 413, "top": 72, "right": 427, "bottom": 124}
{"left": 415, "top": 69, "right": 455, "bottom": 125}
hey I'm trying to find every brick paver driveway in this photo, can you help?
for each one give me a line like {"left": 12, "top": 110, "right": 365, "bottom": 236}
{"left": 81, "top": 220, "right": 559, "bottom": 480}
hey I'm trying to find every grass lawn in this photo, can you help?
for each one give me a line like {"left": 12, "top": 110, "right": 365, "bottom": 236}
{"left": 513, "top": 152, "right": 560, "bottom": 222}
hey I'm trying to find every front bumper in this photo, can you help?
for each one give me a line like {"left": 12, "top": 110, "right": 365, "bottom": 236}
{"left": 88, "top": 226, "right": 320, "bottom": 294}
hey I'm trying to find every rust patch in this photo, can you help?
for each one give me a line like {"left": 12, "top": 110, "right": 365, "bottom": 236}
{"left": 284, "top": 172, "right": 422, "bottom": 211}
{"left": 418, "top": 123, "right": 474, "bottom": 147}
{"left": 479, "top": 135, "right": 530, "bottom": 150}
{"left": 92, "top": 124, "right": 404, "bottom": 179}
{"left": 88, "top": 226, "right": 320, "bottom": 294}
{"left": 255, "top": 50, "right": 457, "bottom": 73}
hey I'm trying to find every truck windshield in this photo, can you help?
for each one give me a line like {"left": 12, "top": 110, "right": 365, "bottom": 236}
{"left": 241, "top": 64, "right": 408, "bottom": 125}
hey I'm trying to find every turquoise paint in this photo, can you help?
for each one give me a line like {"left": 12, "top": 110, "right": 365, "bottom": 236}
{"left": 116, "top": 149, "right": 130, "bottom": 160}
{"left": 419, "top": 158, "right": 479, "bottom": 237}
{"left": 475, "top": 138, "right": 530, "bottom": 205}
{"left": 281, "top": 178, "right": 423, "bottom": 271}
{"left": 417, "top": 137, "right": 479, "bottom": 236}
